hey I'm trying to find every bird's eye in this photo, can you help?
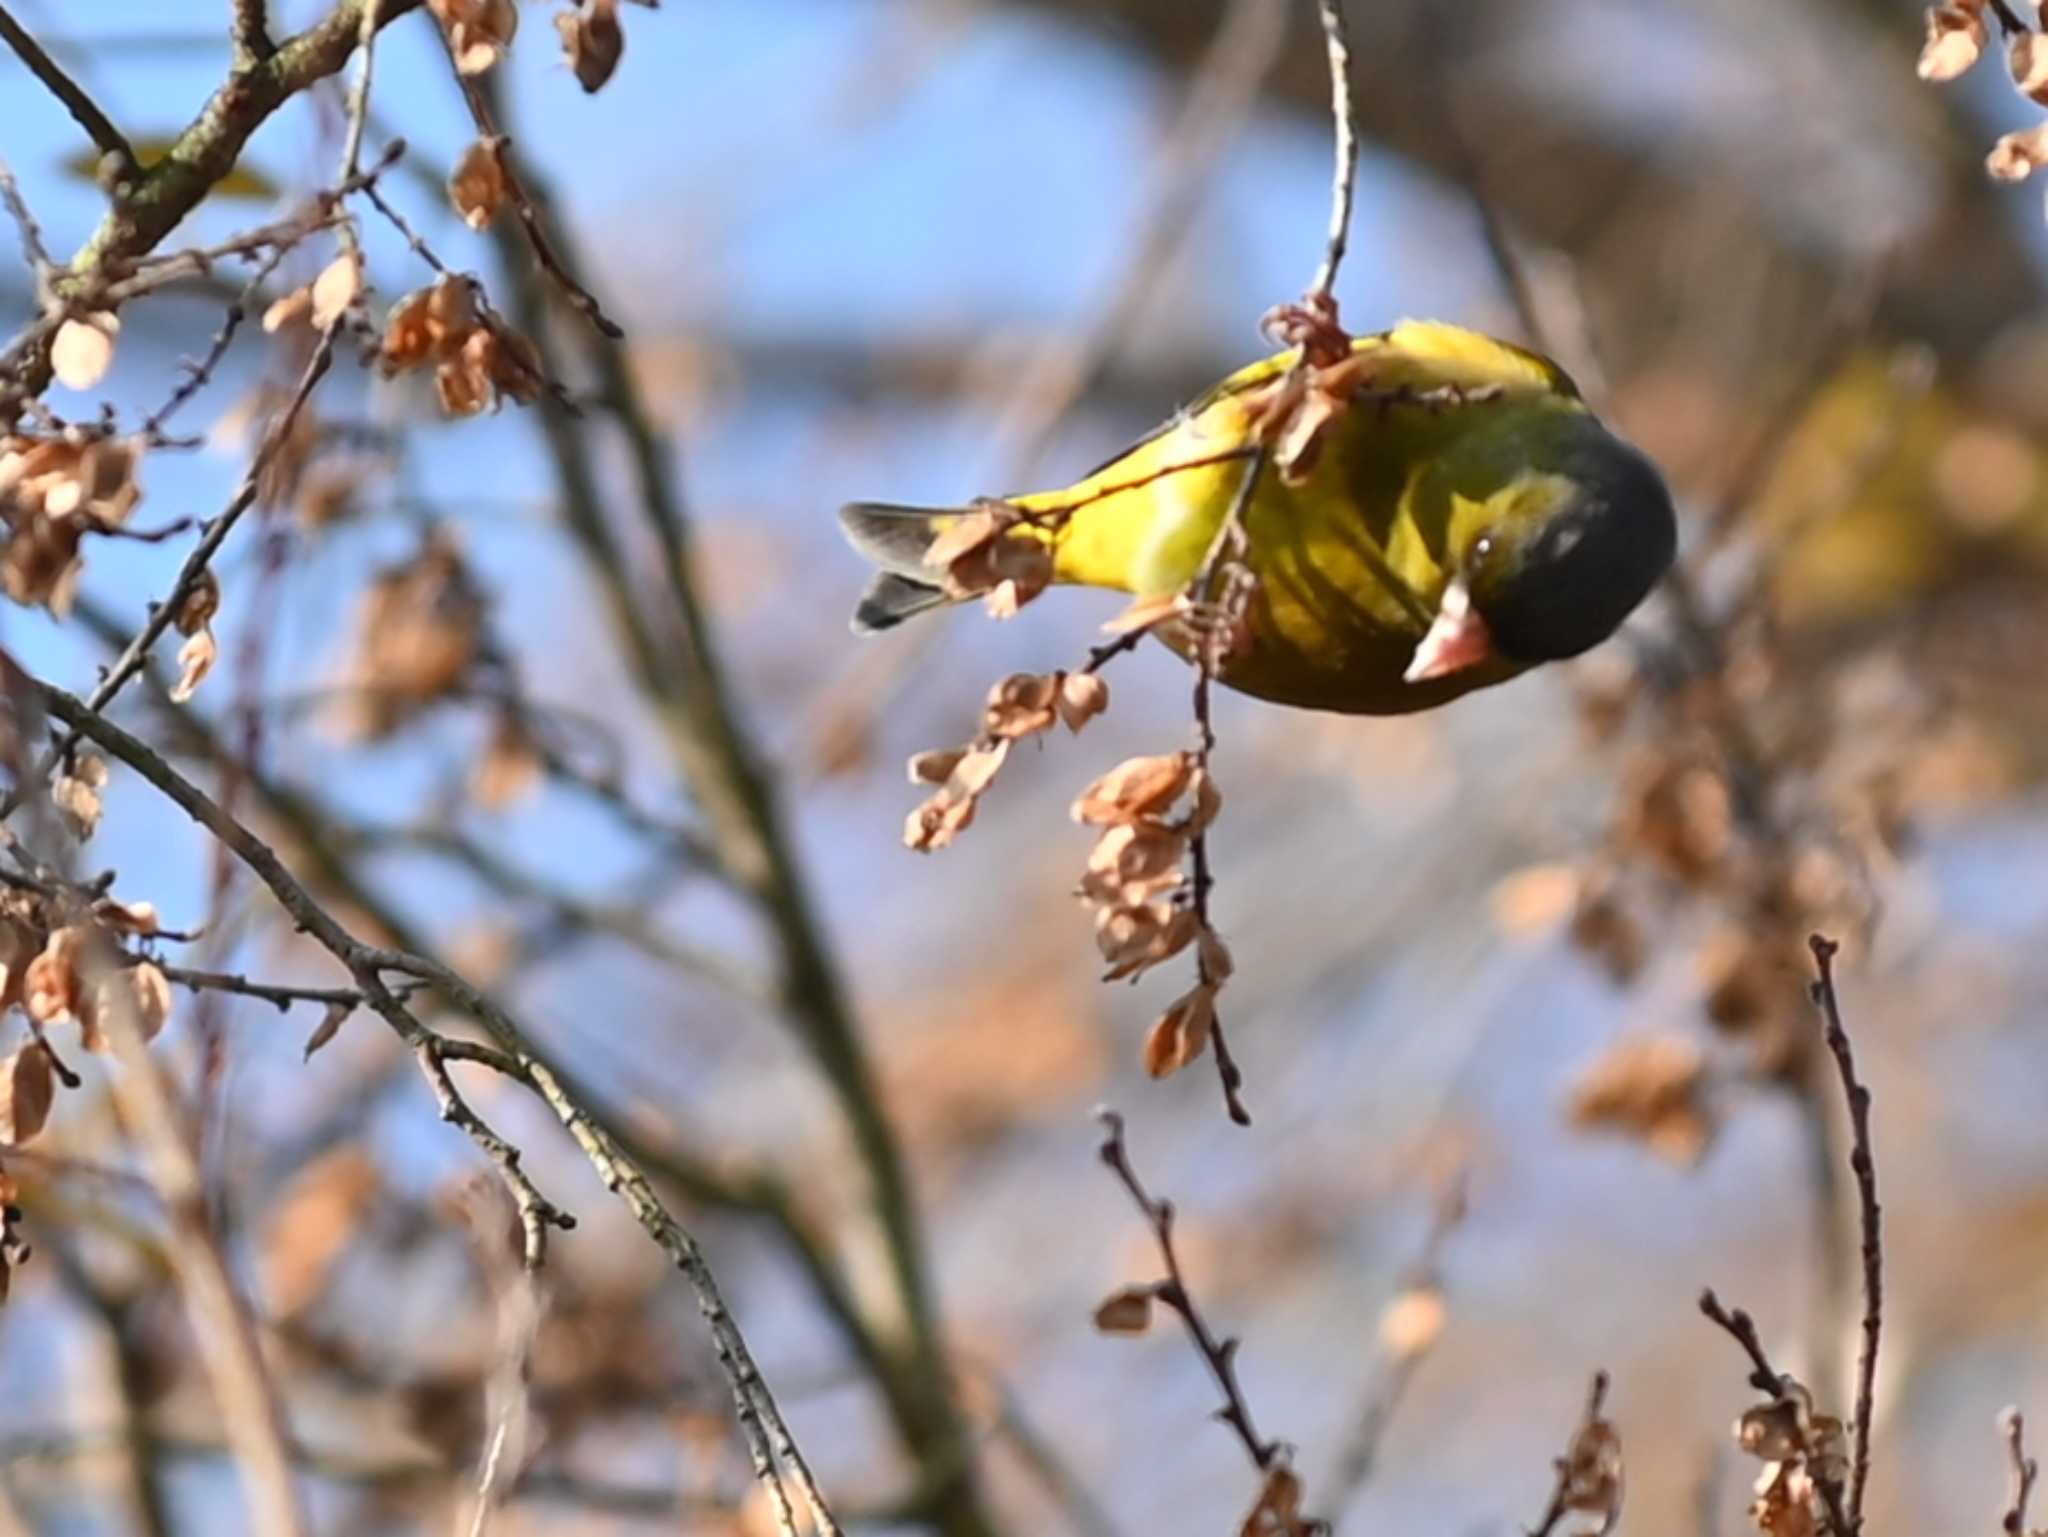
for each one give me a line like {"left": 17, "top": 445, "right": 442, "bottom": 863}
{"left": 1471, "top": 535, "right": 1495, "bottom": 564}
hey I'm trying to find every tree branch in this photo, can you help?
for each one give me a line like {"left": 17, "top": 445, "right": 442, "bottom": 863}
{"left": 0, "top": 4, "right": 136, "bottom": 168}
{"left": 33, "top": 678, "right": 840, "bottom": 1537}
{"left": 1809, "top": 935, "right": 1881, "bottom": 1535}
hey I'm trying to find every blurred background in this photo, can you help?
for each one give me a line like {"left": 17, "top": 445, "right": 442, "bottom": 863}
{"left": 4, "top": 0, "right": 2048, "bottom": 1532}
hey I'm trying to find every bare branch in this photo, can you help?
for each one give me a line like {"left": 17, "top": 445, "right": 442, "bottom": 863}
{"left": 33, "top": 679, "right": 841, "bottom": 1537}
{"left": 1306, "top": 0, "right": 1357, "bottom": 303}
{"left": 1810, "top": 934, "right": 1882, "bottom": 1534}
{"left": 0, "top": 4, "right": 136, "bottom": 168}
{"left": 2005, "top": 1409, "right": 2039, "bottom": 1537}
{"left": 1095, "top": 1108, "right": 1279, "bottom": 1471}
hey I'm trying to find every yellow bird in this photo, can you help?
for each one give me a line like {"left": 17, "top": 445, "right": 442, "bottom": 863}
{"left": 839, "top": 320, "right": 1676, "bottom": 715}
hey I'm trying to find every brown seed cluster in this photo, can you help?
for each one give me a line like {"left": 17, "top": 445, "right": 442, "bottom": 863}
{"left": 902, "top": 670, "right": 1108, "bottom": 851}
{"left": 0, "top": 430, "right": 144, "bottom": 613}
{"left": 448, "top": 137, "right": 510, "bottom": 232}
{"left": 1071, "top": 751, "right": 1231, "bottom": 1076}
{"left": 1918, "top": 3, "right": 2048, "bottom": 204}
{"left": 921, "top": 501, "right": 1056, "bottom": 619}
{"left": 0, "top": 892, "right": 174, "bottom": 1150}
{"left": 430, "top": 0, "right": 636, "bottom": 92}
{"left": 378, "top": 274, "right": 544, "bottom": 418}
{"left": 1567, "top": 1033, "right": 1714, "bottom": 1166}
{"left": 342, "top": 532, "right": 487, "bottom": 740}
{"left": 1732, "top": 1381, "right": 1849, "bottom": 1537}
{"left": 429, "top": 0, "right": 519, "bottom": 75}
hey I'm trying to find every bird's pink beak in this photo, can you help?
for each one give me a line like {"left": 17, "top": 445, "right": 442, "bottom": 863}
{"left": 1403, "top": 578, "right": 1496, "bottom": 683}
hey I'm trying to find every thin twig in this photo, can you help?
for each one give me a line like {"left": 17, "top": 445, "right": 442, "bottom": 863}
{"left": 1327, "top": 1172, "right": 1466, "bottom": 1516}
{"left": 1307, "top": 0, "right": 1358, "bottom": 304}
{"left": 1096, "top": 1108, "right": 1277, "bottom": 1469}
{"left": 1810, "top": 934, "right": 1881, "bottom": 1534}
{"left": 2003, "top": 1408, "right": 2038, "bottom": 1537}
{"left": 138, "top": 240, "right": 297, "bottom": 438}
{"left": 0, "top": 155, "right": 52, "bottom": 278}
{"left": 0, "top": 3, "right": 136, "bottom": 168}
{"left": 155, "top": 962, "right": 396, "bottom": 1013}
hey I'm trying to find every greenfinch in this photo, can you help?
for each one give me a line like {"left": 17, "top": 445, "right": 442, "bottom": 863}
{"left": 839, "top": 320, "right": 1676, "bottom": 715}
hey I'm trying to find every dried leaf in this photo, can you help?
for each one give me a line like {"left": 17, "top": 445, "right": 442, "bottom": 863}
{"left": 2012, "top": 30, "right": 2048, "bottom": 102}
{"left": 557, "top": 0, "right": 624, "bottom": 91}
{"left": 1918, "top": 2, "right": 1988, "bottom": 82}
{"left": 262, "top": 284, "right": 314, "bottom": 334}
{"left": 1097, "top": 899, "right": 1197, "bottom": 982}
{"left": 51, "top": 312, "right": 118, "bottom": 391}
{"left": 1141, "top": 982, "right": 1215, "bottom": 1075}
{"left": 983, "top": 672, "right": 1060, "bottom": 740}
{"left": 1988, "top": 122, "right": 2048, "bottom": 181}
{"left": 303, "top": 1000, "right": 353, "bottom": 1061}
{"left": 0, "top": 1047, "right": 53, "bottom": 1145}
{"left": 1240, "top": 1465, "right": 1311, "bottom": 1537}
{"left": 922, "top": 509, "right": 1005, "bottom": 572}
{"left": 171, "top": 629, "right": 218, "bottom": 704}
{"left": 907, "top": 747, "right": 966, "bottom": 785}
{"left": 260, "top": 1147, "right": 380, "bottom": 1315}
{"left": 1091, "top": 1284, "right": 1156, "bottom": 1334}
{"left": 1079, "top": 822, "right": 1187, "bottom": 908}
{"left": 92, "top": 898, "right": 160, "bottom": 937}
{"left": 310, "top": 253, "right": 361, "bottom": 329}
{"left": 53, "top": 752, "right": 107, "bottom": 840}
{"left": 1197, "top": 924, "right": 1235, "bottom": 983}
{"left": 23, "top": 925, "right": 85, "bottom": 1025}
{"left": 1072, "top": 752, "right": 1196, "bottom": 827}
{"left": 1566, "top": 1033, "right": 1714, "bottom": 1166}
{"left": 1056, "top": 671, "right": 1109, "bottom": 733}
{"left": 432, "top": 0, "right": 519, "bottom": 74}
{"left": 448, "top": 137, "right": 509, "bottom": 231}
{"left": 472, "top": 711, "right": 543, "bottom": 810}
{"left": 175, "top": 568, "right": 221, "bottom": 637}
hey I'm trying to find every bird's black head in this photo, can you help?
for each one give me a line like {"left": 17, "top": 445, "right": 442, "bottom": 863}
{"left": 1462, "top": 419, "right": 1678, "bottom": 665}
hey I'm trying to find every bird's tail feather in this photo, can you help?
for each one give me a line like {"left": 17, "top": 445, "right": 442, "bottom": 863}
{"left": 839, "top": 501, "right": 959, "bottom": 634}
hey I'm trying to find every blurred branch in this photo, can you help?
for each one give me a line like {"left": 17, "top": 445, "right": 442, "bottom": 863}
{"left": 33, "top": 680, "right": 841, "bottom": 1537}
{"left": 476, "top": 70, "right": 996, "bottom": 1537}
{"left": 0, "top": 3, "right": 135, "bottom": 167}
{"left": 1809, "top": 935, "right": 1881, "bottom": 1534}
{"left": 1327, "top": 1173, "right": 1465, "bottom": 1518}
{"left": 96, "top": 955, "right": 309, "bottom": 1537}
